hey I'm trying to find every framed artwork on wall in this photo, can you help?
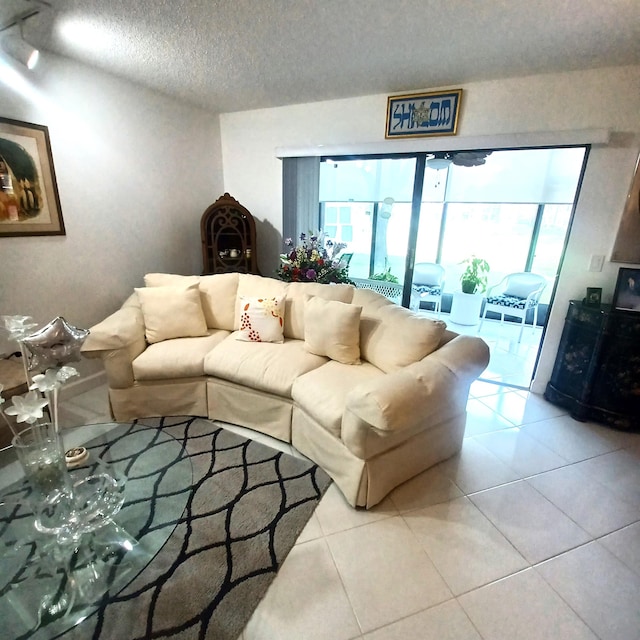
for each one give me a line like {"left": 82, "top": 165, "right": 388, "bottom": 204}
{"left": 0, "top": 116, "right": 65, "bottom": 237}
{"left": 385, "top": 89, "right": 462, "bottom": 139}
{"left": 612, "top": 267, "right": 640, "bottom": 312}
{"left": 611, "top": 153, "right": 640, "bottom": 263}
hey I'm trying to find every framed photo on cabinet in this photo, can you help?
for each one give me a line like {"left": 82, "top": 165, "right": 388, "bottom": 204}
{"left": 612, "top": 267, "right": 640, "bottom": 312}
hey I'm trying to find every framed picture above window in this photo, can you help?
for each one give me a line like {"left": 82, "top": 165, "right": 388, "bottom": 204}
{"left": 385, "top": 89, "right": 462, "bottom": 139}
{"left": 0, "top": 116, "right": 65, "bottom": 237}
{"left": 612, "top": 267, "right": 640, "bottom": 313}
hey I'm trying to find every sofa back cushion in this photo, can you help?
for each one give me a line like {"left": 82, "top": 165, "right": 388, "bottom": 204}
{"left": 359, "top": 300, "right": 447, "bottom": 372}
{"left": 285, "top": 282, "right": 354, "bottom": 339}
{"left": 145, "top": 272, "right": 239, "bottom": 331}
{"left": 135, "top": 283, "right": 208, "bottom": 344}
{"left": 198, "top": 273, "right": 239, "bottom": 330}
{"left": 144, "top": 273, "right": 200, "bottom": 288}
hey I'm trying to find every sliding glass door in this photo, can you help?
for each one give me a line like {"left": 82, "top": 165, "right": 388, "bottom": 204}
{"left": 319, "top": 157, "right": 417, "bottom": 287}
{"left": 319, "top": 146, "right": 587, "bottom": 312}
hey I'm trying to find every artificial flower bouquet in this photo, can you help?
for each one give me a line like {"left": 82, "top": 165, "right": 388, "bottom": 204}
{"left": 0, "top": 315, "right": 87, "bottom": 437}
{"left": 276, "top": 232, "right": 352, "bottom": 284}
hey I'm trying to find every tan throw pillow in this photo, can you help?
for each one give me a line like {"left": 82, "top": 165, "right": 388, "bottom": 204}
{"left": 237, "top": 296, "right": 285, "bottom": 343}
{"left": 360, "top": 304, "right": 446, "bottom": 372}
{"left": 284, "top": 282, "right": 355, "bottom": 340}
{"left": 135, "top": 284, "right": 208, "bottom": 344}
{"left": 304, "top": 296, "right": 362, "bottom": 364}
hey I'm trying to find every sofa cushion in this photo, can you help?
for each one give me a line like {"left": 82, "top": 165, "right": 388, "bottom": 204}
{"left": 284, "top": 282, "right": 354, "bottom": 340}
{"left": 237, "top": 296, "right": 285, "bottom": 343}
{"left": 292, "top": 360, "right": 384, "bottom": 437}
{"left": 144, "top": 273, "right": 200, "bottom": 288}
{"left": 198, "top": 273, "right": 239, "bottom": 330}
{"left": 145, "top": 272, "right": 239, "bottom": 331}
{"left": 204, "top": 334, "right": 326, "bottom": 397}
{"left": 359, "top": 304, "right": 447, "bottom": 372}
{"left": 304, "top": 297, "right": 362, "bottom": 365}
{"left": 133, "top": 330, "right": 230, "bottom": 380}
{"left": 352, "top": 287, "right": 395, "bottom": 313}
{"left": 135, "top": 283, "right": 208, "bottom": 344}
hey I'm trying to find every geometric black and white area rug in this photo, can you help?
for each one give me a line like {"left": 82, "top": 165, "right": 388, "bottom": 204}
{"left": 58, "top": 416, "right": 332, "bottom": 640}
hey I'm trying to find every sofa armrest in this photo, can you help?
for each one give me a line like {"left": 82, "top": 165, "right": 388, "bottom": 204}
{"left": 427, "top": 334, "right": 490, "bottom": 384}
{"left": 345, "top": 334, "right": 489, "bottom": 434}
{"left": 81, "top": 300, "right": 147, "bottom": 388}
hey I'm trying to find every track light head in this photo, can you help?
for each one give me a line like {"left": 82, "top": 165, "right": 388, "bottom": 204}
{"left": 1, "top": 32, "right": 40, "bottom": 69}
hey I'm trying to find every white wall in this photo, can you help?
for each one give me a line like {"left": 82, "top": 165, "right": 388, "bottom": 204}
{"left": 0, "top": 53, "right": 224, "bottom": 378}
{"left": 220, "top": 65, "right": 640, "bottom": 393}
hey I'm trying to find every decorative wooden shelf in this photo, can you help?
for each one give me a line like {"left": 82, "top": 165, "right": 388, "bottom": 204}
{"left": 200, "top": 193, "right": 260, "bottom": 275}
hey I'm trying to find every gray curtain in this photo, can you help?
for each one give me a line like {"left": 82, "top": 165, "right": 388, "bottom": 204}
{"left": 282, "top": 156, "right": 320, "bottom": 244}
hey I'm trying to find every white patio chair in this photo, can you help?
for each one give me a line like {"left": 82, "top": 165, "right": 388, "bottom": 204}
{"left": 411, "top": 262, "right": 445, "bottom": 316}
{"left": 479, "top": 272, "right": 547, "bottom": 342}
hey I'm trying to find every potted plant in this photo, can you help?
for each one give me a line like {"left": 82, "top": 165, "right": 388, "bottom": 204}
{"left": 370, "top": 266, "right": 399, "bottom": 283}
{"left": 451, "top": 256, "right": 490, "bottom": 325}
{"left": 460, "top": 256, "right": 490, "bottom": 294}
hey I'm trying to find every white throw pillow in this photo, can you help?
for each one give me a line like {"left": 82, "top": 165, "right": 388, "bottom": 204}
{"left": 135, "top": 284, "right": 208, "bottom": 344}
{"left": 304, "top": 296, "right": 362, "bottom": 364}
{"left": 236, "top": 296, "right": 285, "bottom": 343}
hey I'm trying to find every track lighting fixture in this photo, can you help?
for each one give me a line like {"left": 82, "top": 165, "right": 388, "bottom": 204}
{"left": 1, "top": 32, "right": 39, "bottom": 69}
{"left": 0, "top": 1, "right": 52, "bottom": 70}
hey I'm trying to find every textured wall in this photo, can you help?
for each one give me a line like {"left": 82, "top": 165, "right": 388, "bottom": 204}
{"left": 220, "top": 65, "right": 640, "bottom": 393}
{"left": 0, "top": 53, "right": 223, "bottom": 378}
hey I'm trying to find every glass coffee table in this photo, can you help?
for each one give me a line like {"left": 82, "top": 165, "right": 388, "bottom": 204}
{"left": 0, "top": 422, "right": 192, "bottom": 640}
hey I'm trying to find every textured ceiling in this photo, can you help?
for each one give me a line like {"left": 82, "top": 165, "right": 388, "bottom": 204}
{"left": 2, "top": 0, "right": 640, "bottom": 113}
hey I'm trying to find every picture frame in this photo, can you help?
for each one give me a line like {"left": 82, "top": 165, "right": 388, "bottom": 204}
{"left": 612, "top": 267, "right": 640, "bottom": 312}
{"left": 0, "top": 116, "right": 65, "bottom": 237}
{"left": 583, "top": 287, "right": 602, "bottom": 307}
{"left": 611, "top": 152, "right": 640, "bottom": 263}
{"left": 385, "top": 89, "right": 462, "bottom": 139}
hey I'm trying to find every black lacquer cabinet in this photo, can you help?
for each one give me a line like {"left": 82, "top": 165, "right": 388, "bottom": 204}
{"left": 544, "top": 300, "right": 640, "bottom": 430}
{"left": 200, "top": 193, "right": 260, "bottom": 275}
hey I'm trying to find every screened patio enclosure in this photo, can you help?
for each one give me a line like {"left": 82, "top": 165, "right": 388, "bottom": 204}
{"left": 319, "top": 147, "right": 587, "bottom": 317}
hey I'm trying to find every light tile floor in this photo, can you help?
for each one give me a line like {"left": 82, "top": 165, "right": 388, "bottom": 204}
{"left": 445, "top": 313, "right": 544, "bottom": 389}
{"left": 58, "top": 382, "right": 640, "bottom": 640}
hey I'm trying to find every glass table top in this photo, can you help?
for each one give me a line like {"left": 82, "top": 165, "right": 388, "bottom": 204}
{"left": 0, "top": 422, "right": 193, "bottom": 639}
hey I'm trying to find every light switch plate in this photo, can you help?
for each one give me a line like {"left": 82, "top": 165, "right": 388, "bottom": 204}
{"left": 589, "top": 254, "right": 605, "bottom": 272}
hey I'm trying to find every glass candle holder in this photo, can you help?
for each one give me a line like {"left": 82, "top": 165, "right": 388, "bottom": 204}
{"left": 12, "top": 422, "right": 74, "bottom": 536}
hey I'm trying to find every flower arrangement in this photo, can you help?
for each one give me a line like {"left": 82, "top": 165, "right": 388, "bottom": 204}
{"left": 276, "top": 232, "right": 352, "bottom": 284}
{"left": 0, "top": 366, "right": 79, "bottom": 437}
{"left": 0, "top": 314, "right": 87, "bottom": 437}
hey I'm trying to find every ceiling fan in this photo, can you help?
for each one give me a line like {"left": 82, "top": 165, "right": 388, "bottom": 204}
{"left": 426, "top": 150, "right": 493, "bottom": 169}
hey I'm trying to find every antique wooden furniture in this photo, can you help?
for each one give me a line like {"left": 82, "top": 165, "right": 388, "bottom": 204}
{"left": 200, "top": 193, "right": 260, "bottom": 275}
{"left": 544, "top": 300, "right": 640, "bottom": 430}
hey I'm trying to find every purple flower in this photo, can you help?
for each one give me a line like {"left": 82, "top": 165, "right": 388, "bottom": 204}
{"left": 300, "top": 232, "right": 306, "bottom": 241}
{"left": 310, "top": 235, "right": 317, "bottom": 242}
{"left": 306, "top": 269, "right": 317, "bottom": 280}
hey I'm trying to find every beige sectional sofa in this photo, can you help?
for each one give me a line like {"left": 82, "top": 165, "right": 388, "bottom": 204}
{"left": 82, "top": 272, "right": 489, "bottom": 508}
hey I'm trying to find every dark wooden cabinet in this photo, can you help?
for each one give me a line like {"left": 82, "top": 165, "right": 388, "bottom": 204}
{"left": 544, "top": 300, "right": 640, "bottom": 431}
{"left": 200, "top": 193, "right": 260, "bottom": 275}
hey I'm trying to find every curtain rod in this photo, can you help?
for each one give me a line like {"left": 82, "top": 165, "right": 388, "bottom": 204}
{"left": 275, "top": 129, "right": 611, "bottom": 159}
